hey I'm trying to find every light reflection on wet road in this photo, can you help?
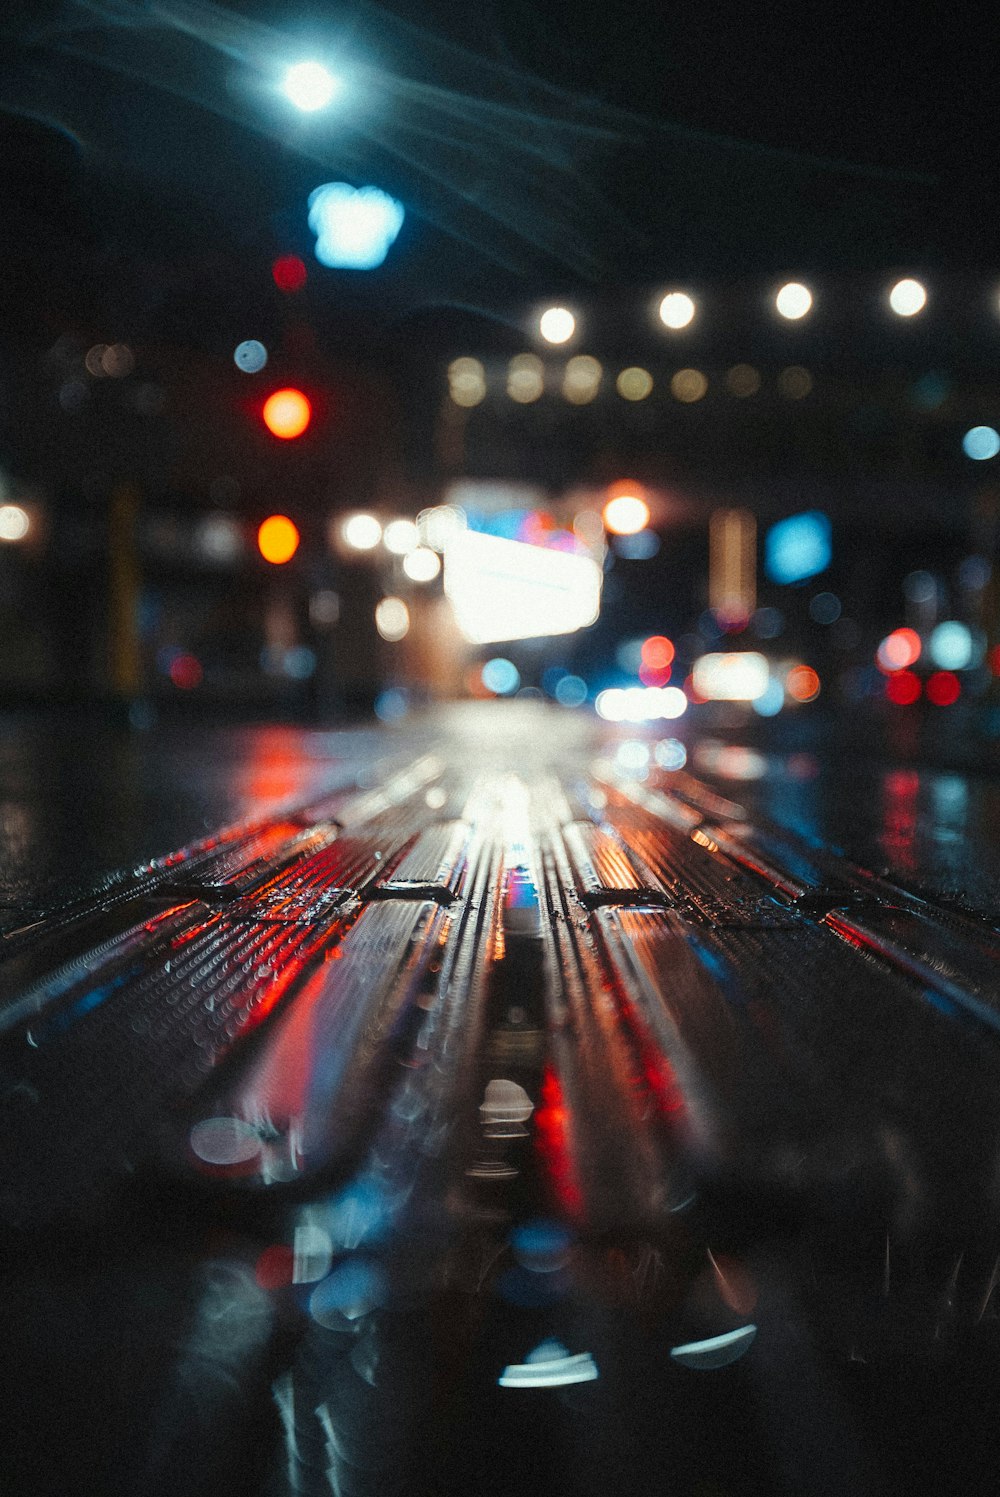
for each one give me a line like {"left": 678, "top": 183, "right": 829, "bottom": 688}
{"left": 2, "top": 701, "right": 1000, "bottom": 1497}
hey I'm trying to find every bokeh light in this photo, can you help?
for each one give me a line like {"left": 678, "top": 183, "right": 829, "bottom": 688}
{"left": 602, "top": 491, "right": 650, "bottom": 536}
{"left": 539, "top": 307, "right": 575, "bottom": 344}
{"left": 482, "top": 657, "right": 520, "bottom": 695}
{"left": 375, "top": 596, "right": 410, "bottom": 641}
{"left": 308, "top": 183, "right": 405, "bottom": 269}
{"left": 889, "top": 278, "right": 927, "bottom": 316}
{"left": 726, "top": 364, "right": 761, "bottom": 397}
{"left": 562, "top": 355, "right": 602, "bottom": 404}
{"left": 775, "top": 282, "right": 813, "bottom": 320}
{"left": 928, "top": 620, "right": 973, "bottom": 670}
{"left": 257, "top": 515, "right": 300, "bottom": 565}
{"left": 554, "top": 674, "right": 587, "bottom": 706}
{"left": 402, "top": 547, "right": 441, "bottom": 582}
{"left": 169, "top": 653, "right": 203, "bottom": 689}
{"left": 234, "top": 340, "right": 268, "bottom": 374}
{"left": 448, "top": 357, "right": 486, "bottom": 407}
{"left": 658, "top": 291, "right": 696, "bottom": 329}
{"left": 671, "top": 368, "right": 708, "bottom": 402}
{"left": 778, "top": 366, "right": 813, "bottom": 399}
{"left": 616, "top": 366, "right": 653, "bottom": 401}
{"left": 262, "top": 388, "right": 311, "bottom": 439}
{"left": 383, "top": 519, "right": 420, "bottom": 555}
{"left": 282, "top": 61, "right": 339, "bottom": 111}
{"left": 963, "top": 426, "right": 1000, "bottom": 461}
{"left": 926, "top": 670, "right": 960, "bottom": 706}
{"left": 785, "top": 665, "right": 821, "bottom": 702}
{"left": 885, "top": 670, "right": 921, "bottom": 704}
{"left": 641, "top": 635, "right": 675, "bottom": 670}
{"left": 507, "top": 353, "right": 544, "bottom": 403}
{"left": 877, "top": 627, "right": 921, "bottom": 672}
{"left": 0, "top": 504, "right": 30, "bottom": 542}
{"left": 341, "top": 513, "right": 382, "bottom": 550}
{"left": 272, "top": 255, "right": 307, "bottom": 292}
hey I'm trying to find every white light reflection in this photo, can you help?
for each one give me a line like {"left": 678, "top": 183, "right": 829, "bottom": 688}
{"left": 670, "top": 1325, "right": 757, "bottom": 1369}
{"left": 499, "top": 1340, "right": 599, "bottom": 1388}
{"left": 692, "top": 653, "right": 769, "bottom": 701}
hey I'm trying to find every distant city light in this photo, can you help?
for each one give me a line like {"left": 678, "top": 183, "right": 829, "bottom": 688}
{"left": 271, "top": 255, "right": 307, "bottom": 292}
{"left": 448, "top": 357, "right": 486, "bottom": 407}
{"left": 785, "top": 664, "right": 821, "bottom": 702}
{"left": 444, "top": 530, "right": 601, "bottom": 644}
{"left": 402, "top": 546, "right": 441, "bottom": 582}
{"left": 554, "top": 674, "right": 587, "bottom": 706}
{"left": 671, "top": 368, "right": 708, "bottom": 403}
{"left": 418, "top": 504, "right": 466, "bottom": 551}
{"left": 926, "top": 670, "right": 960, "bottom": 706}
{"left": 375, "top": 596, "right": 410, "bottom": 641}
{"left": 885, "top": 669, "right": 921, "bottom": 704}
{"left": 0, "top": 504, "right": 30, "bottom": 542}
{"left": 507, "top": 353, "right": 544, "bottom": 403}
{"left": 641, "top": 636, "right": 675, "bottom": 670}
{"left": 616, "top": 366, "right": 653, "bottom": 401}
{"left": 963, "top": 426, "right": 1000, "bottom": 461}
{"left": 257, "top": 515, "right": 299, "bottom": 565}
{"left": 929, "top": 620, "right": 973, "bottom": 670}
{"left": 778, "top": 365, "right": 813, "bottom": 399}
{"left": 481, "top": 657, "right": 520, "bottom": 695}
{"left": 602, "top": 491, "right": 650, "bottom": 536}
{"left": 308, "top": 183, "right": 405, "bottom": 269}
{"left": 281, "top": 61, "right": 340, "bottom": 112}
{"left": 562, "top": 355, "right": 602, "bottom": 404}
{"left": 234, "top": 340, "right": 268, "bottom": 374}
{"left": 765, "top": 511, "right": 831, "bottom": 584}
{"left": 889, "top": 278, "right": 927, "bottom": 317}
{"left": 877, "top": 627, "right": 921, "bottom": 672}
{"left": 775, "top": 282, "right": 812, "bottom": 320}
{"left": 753, "top": 679, "right": 785, "bottom": 717}
{"left": 383, "top": 519, "right": 420, "bottom": 555}
{"left": 539, "top": 307, "right": 575, "bottom": 344}
{"left": 262, "top": 388, "right": 311, "bottom": 439}
{"left": 726, "top": 364, "right": 761, "bottom": 397}
{"left": 594, "top": 685, "right": 687, "bottom": 722}
{"left": 658, "top": 291, "right": 696, "bottom": 329}
{"left": 692, "top": 652, "right": 769, "bottom": 701}
{"left": 341, "top": 513, "right": 382, "bottom": 550}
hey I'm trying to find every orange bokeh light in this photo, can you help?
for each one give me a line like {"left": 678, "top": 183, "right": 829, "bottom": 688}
{"left": 603, "top": 482, "right": 650, "bottom": 536}
{"left": 257, "top": 514, "right": 300, "bottom": 564}
{"left": 262, "top": 387, "right": 312, "bottom": 439}
{"left": 876, "top": 627, "right": 921, "bottom": 673}
{"left": 785, "top": 664, "right": 821, "bottom": 702}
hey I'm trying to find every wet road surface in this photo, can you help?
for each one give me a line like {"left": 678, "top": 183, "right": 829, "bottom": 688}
{"left": 3, "top": 703, "right": 1000, "bottom": 1496}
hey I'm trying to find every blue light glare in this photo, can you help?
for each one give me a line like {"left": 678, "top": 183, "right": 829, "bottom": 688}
{"left": 612, "top": 529, "right": 660, "bottom": 560}
{"left": 765, "top": 511, "right": 832, "bottom": 584}
{"left": 234, "top": 339, "right": 267, "bottom": 373}
{"left": 962, "top": 426, "right": 1000, "bottom": 461}
{"left": 554, "top": 674, "right": 587, "bottom": 706}
{"left": 929, "top": 620, "right": 973, "bottom": 670}
{"left": 308, "top": 183, "right": 405, "bottom": 269}
{"left": 482, "top": 657, "right": 520, "bottom": 695}
{"left": 374, "top": 688, "right": 409, "bottom": 722}
{"left": 753, "top": 679, "right": 785, "bottom": 717}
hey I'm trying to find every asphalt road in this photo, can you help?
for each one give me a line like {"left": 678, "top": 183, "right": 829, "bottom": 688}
{"left": 3, "top": 701, "right": 1000, "bottom": 1497}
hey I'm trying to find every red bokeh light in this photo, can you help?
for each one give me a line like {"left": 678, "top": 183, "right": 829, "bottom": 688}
{"left": 639, "top": 662, "right": 671, "bottom": 687}
{"left": 262, "top": 388, "right": 311, "bottom": 439}
{"left": 169, "top": 653, "right": 203, "bottom": 690}
{"left": 641, "top": 635, "right": 675, "bottom": 670}
{"left": 255, "top": 1243, "right": 295, "bottom": 1291}
{"left": 786, "top": 664, "right": 821, "bottom": 702}
{"left": 876, "top": 627, "right": 921, "bottom": 673}
{"left": 989, "top": 645, "right": 1000, "bottom": 678}
{"left": 272, "top": 255, "right": 307, "bottom": 292}
{"left": 885, "top": 669, "right": 920, "bottom": 705}
{"left": 926, "top": 670, "right": 960, "bottom": 706}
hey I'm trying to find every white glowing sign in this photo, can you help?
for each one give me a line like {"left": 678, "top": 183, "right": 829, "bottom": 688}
{"left": 443, "top": 530, "right": 601, "bottom": 644}
{"left": 308, "top": 183, "right": 405, "bottom": 269}
{"left": 692, "top": 652, "right": 769, "bottom": 701}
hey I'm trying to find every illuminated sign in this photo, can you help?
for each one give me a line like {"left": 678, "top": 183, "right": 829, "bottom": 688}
{"left": 443, "top": 530, "right": 601, "bottom": 644}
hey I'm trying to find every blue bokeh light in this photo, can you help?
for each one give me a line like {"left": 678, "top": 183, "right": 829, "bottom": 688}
{"left": 308, "top": 183, "right": 405, "bottom": 270}
{"left": 765, "top": 511, "right": 832, "bottom": 585}
{"left": 962, "top": 426, "right": 1000, "bottom": 461}
{"left": 554, "top": 674, "right": 587, "bottom": 706}
{"left": 233, "top": 339, "right": 267, "bottom": 373}
{"left": 482, "top": 657, "right": 520, "bottom": 695}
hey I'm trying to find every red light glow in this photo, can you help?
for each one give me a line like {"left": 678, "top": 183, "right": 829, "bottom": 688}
{"left": 877, "top": 627, "right": 921, "bottom": 673}
{"left": 272, "top": 255, "right": 307, "bottom": 292}
{"left": 786, "top": 665, "right": 821, "bottom": 702}
{"left": 926, "top": 670, "right": 960, "bottom": 706}
{"left": 885, "top": 670, "right": 921, "bottom": 705}
{"left": 641, "top": 635, "right": 675, "bottom": 670}
{"left": 639, "top": 661, "right": 671, "bottom": 687}
{"left": 262, "top": 388, "right": 311, "bottom": 439}
{"left": 169, "top": 653, "right": 203, "bottom": 690}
